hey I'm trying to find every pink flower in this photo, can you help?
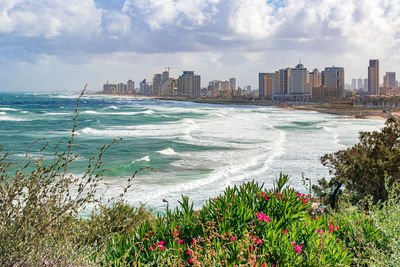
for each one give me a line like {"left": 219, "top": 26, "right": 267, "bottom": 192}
{"left": 179, "top": 239, "right": 183, "bottom": 244}
{"left": 262, "top": 263, "right": 266, "bottom": 267}
{"left": 315, "top": 229, "right": 319, "bottom": 234}
{"left": 149, "top": 246, "right": 154, "bottom": 251}
{"left": 256, "top": 212, "right": 270, "bottom": 222}
{"left": 256, "top": 238, "right": 262, "bottom": 245}
{"left": 291, "top": 241, "right": 302, "bottom": 254}
{"left": 189, "top": 258, "right": 194, "bottom": 263}
{"left": 186, "top": 250, "right": 191, "bottom": 255}
{"left": 282, "top": 229, "right": 287, "bottom": 235}
{"left": 158, "top": 245, "right": 165, "bottom": 250}
{"left": 159, "top": 241, "right": 164, "bottom": 245}
{"left": 231, "top": 236, "right": 235, "bottom": 242}
{"left": 294, "top": 245, "right": 303, "bottom": 254}
{"left": 192, "top": 238, "right": 197, "bottom": 244}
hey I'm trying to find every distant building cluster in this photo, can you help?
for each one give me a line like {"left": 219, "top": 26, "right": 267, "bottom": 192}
{"left": 259, "top": 63, "right": 344, "bottom": 100}
{"left": 102, "top": 69, "right": 204, "bottom": 98}
{"left": 350, "top": 59, "right": 399, "bottom": 97}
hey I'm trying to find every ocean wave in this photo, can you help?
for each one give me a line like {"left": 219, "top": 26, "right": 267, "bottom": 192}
{"left": 81, "top": 109, "right": 154, "bottom": 116}
{"left": 104, "top": 105, "right": 119, "bottom": 110}
{"left": 157, "top": 148, "right": 177, "bottom": 155}
{"left": 0, "top": 107, "right": 18, "bottom": 111}
{"left": 0, "top": 112, "right": 6, "bottom": 115}
{"left": 132, "top": 155, "right": 150, "bottom": 164}
{"left": 0, "top": 116, "right": 29, "bottom": 121}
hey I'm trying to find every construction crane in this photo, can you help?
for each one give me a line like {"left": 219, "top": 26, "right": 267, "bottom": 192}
{"left": 164, "top": 66, "right": 176, "bottom": 73}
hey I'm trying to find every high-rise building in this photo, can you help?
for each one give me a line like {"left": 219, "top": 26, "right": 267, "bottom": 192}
{"left": 152, "top": 74, "right": 162, "bottom": 95}
{"left": 364, "top": 78, "right": 368, "bottom": 90}
{"left": 162, "top": 71, "right": 169, "bottom": 83}
{"left": 279, "top": 68, "right": 290, "bottom": 96}
{"left": 229, "top": 78, "right": 236, "bottom": 91}
{"left": 140, "top": 79, "right": 150, "bottom": 95}
{"left": 127, "top": 80, "right": 135, "bottom": 94}
{"left": 368, "top": 59, "right": 379, "bottom": 94}
{"left": 351, "top": 79, "right": 357, "bottom": 89}
{"left": 383, "top": 72, "right": 396, "bottom": 88}
{"left": 309, "top": 69, "right": 322, "bottom": 88}
{"left": 319, "top": 66, "right": 345, "bottom": 98}
{"left": 357, "top": 78, "right": 363, "bottom": 90}
{"left": 258, "top": 73, "right": 274, "bottom": 99}
{"left": 288, "top": 64, "right": 312, "bottom": 97}
{"left": 178, "top": 71, "right": 201, "bottom": 97}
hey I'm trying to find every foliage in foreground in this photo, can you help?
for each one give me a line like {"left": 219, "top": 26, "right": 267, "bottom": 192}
{"left": 103, "top": 175, "right": 391, "bottom": 266}
{"left": 313, "top": 117, "right": 400, "bottom": 209}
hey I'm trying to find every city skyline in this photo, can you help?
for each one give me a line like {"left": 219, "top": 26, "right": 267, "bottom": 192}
{"left": 0, "top": 0, "right": 399, "bottom": 92}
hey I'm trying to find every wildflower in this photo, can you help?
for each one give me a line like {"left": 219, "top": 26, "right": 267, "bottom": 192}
{"left": 256, "top": 212, "right": 270, "bottom": 222}
{"left": 282, "top": 229, "right": 287, "bottom": 235}
{"left": 291, "top": 241, "right": 302, "bottom": 254}
{"left": 256, "top": 238, "right": 262, "bottom": 245}
{"left": 231, "top": 236, "right": 235, "bottom": 242}
{"left": 193, "top": 238, "right": 198, "bottom": 244}
{"left": 294, "top": 245, "right": 303, "bottom": 254}
{"left": 158, "top": 245, "right": 165, "bottom": 250}
{"left": 189, "top": 258, "right": 195, "bottom": 263}
{"left": 262, "top": 263, "right": 266, "bottom": 267}
{"left": 179, "top": 239, "right": 183, "bottom": 244}
{"left": 159, "top": 241, "right": 164, "bottom": 245}
{"left": 315, "top": 229, "right": 319, "bottom": 234}
{"left": 149, "top": 246, "right": 154, "bottom": 251}
{"left": 186, "top": 250, "right": 191, "bottom": 255}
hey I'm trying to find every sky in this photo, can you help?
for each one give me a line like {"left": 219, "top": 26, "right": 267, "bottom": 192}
{"left": 0, "top": 0, "right": 399, "bottom": 92}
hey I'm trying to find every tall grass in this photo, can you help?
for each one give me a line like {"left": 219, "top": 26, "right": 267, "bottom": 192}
{"left": 0, "top": 89, "right": 147, "bottom": 266}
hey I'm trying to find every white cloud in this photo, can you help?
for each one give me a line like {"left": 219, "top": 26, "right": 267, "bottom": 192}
{"left": 106, "top": 11, "right": 132, "bottom": 38}
{"left": 0, "top": 0, "right": 102, "bottom": 38}
{"left": 228, "top": 0, "right": 280, "bottom": 39}
{"left": 125, "top": 0, "right": 220, "bottom": 29}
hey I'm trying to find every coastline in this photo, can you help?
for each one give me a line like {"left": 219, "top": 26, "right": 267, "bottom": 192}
{"left": 96, "top": 94, "right": 398, "bottom": 121}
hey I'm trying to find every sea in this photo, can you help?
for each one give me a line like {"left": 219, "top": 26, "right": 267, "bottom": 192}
{"left": 0, "top": 93, "right": 384, "bottom": 212}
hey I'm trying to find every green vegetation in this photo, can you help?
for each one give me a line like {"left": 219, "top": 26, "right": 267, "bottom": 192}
{"left": 0, "top": 93, "right": 399, "bottom": 266}
{"left": 313, "top": 117, "right": 400, "bottom": 209}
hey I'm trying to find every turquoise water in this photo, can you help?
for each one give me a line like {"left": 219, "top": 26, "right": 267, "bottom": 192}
{"left": 0, "top": 93, "right": 384, "bottom": 212}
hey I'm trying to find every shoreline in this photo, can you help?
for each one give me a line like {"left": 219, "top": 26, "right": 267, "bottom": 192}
{"left": 96, "top": 94, "right": 398, "bottom": 121}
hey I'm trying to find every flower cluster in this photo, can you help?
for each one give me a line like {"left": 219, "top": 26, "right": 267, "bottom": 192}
{"left": 291, "top": 241, "right": 303, "bottom": 254}
{"left": 149, "top": 240, "right": 165, "bottom": 251}
{"left": 327, "top": 221, "right": 339, "bottom": 232}
{"left": 297, "top": 193, "right": 311, "bottom": 204}
{"left": 257, "top": 192, "right": 270, "bottom": 200}
{"left": 252, "top": 236, "right": 263, "bottom": 245}
{"left": 256, "top": 212, "right": 271, "bottom": 222}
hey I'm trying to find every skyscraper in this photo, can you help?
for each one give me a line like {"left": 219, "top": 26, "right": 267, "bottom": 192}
{"left": 177, "top": 71, "right": 201, "bottom": 97}
{"left": 368, "top": 59, "right": 379, "bottom": 94}
{"left": 258, "top": 73, "right": 274, "bottom": 99}
{"left": 140, "top": 79, "right": 150, "bottom": 95}
{"left": 309, "top": 69, "right": 322, "bottom": 88}
{"left": 288, "top": 64, "right": 312, "bottom": 97}
{"left": 383, "top": 72, "right": 396, "bottom": 88}
{"left": 229, "top": 78, "right": 236, "bottom": 91}
{"left": 351, "top": 79, "right": 357, "bottom": 89}
{"left": 321, "top": 66, "right": 345, "bottom": 97}
{"left": 364, "top": 78, "right": 368, "bottom": 90}
{"left": 152, "top": 74, "right": 162, "bottom": 95}
{"left": 357, "top": 78, "right": 363, "bottom": 90}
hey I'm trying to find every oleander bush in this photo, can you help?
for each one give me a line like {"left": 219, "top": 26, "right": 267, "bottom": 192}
{"left": 102, "top": 175, "right": 354, "bottom": 266}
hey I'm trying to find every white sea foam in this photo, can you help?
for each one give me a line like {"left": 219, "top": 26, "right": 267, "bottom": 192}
{"left": 0, "top": 112, "right": 6, "bottom": 115}
{"left": 0, "top": 116, "right": 29, "bottom": 121}
{"left": 132, "top": 155, "right": 150, "bottom": 164}
{"left": 157, "top": 148, "right": 176, "bottom": 155}
{"left": 0, "top": 107, "right": 18, "bottom": 111}
{"left": 104, "top": 105, "right": 119, "bottom": 110}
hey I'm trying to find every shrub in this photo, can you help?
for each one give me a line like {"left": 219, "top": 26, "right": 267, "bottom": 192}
{"left": 0, "top": 90, "right": 140, "bottom": 266}
{"left": 103, "top": 175, "right": 352, "bottom": 266}
{"left": 314, "top": 117, "right": 400, "bottom": 209}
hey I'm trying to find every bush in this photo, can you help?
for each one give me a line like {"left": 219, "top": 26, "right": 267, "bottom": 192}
{"left": 103, "top": 175, "right": 352, "bottom": 266}
{"left": 0, "top": 91, "right": 141, "bottom": 266}
{"left": 313, "top": 117, "right": 400, "bottom": 209}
